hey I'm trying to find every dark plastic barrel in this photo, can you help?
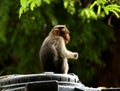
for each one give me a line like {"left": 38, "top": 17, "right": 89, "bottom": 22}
{"left": 0, "top": 72, "right": 120, "bottom": 91}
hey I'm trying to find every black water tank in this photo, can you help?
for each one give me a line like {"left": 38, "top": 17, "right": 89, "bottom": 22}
{"left": 0, "top": 72, "right": 120, "bottom": 91}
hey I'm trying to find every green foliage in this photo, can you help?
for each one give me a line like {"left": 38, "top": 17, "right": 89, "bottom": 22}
{"left": 79, "top": 21, "right": 113, "bottom": 64}
{"left": 19, "top": 0, "right": 120, "bottom": 18}
{"left": 90, "top": 0, "right": 120, "bottom": 18}
{"left": 64, "top": 0, "right": 76, "bottom": 15}
{"left": 78, "top": 8, "right": 97, "bottom": 22}
{"left": 19, "top": 0, "right": 51, "bottom": 17}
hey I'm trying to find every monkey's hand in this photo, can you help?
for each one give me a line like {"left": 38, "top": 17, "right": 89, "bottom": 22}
{"left": 74, "top": 52, "right": 78, "bottom": 60}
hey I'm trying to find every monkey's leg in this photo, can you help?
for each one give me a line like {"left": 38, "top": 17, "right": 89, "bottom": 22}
{"left": 62, "top": 58, "right": 69, "bottom": 74}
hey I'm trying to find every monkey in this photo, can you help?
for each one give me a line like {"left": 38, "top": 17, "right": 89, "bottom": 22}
{"left": 39, "top": 25, "right": 78, "bottom": 74}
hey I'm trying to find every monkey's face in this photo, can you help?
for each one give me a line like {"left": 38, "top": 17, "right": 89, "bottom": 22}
{"left": 60, "top": 28, "right": 70, "bottom": 44}
{"left": 52, "top": 25, "right": 70, "bottom": 44}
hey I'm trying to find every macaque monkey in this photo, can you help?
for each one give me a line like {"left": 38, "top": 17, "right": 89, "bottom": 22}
{"left": 39, "top": 25, "right": 78, "bottom": 74}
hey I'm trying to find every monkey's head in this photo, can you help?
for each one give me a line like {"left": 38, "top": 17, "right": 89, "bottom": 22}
{"left": 52, "top": 25, "right": 70, "bottom": 44}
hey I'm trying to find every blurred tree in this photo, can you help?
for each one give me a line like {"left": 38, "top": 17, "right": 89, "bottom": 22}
{"left": 0, "top": 0, "right": 120, "bottom": 87}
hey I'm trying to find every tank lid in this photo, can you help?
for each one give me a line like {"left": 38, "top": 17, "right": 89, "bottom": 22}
{"left": 0, "top": 72, "right": 79, "bottom": 86}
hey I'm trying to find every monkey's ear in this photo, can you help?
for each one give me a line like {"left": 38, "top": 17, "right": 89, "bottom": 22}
{"left": 53, "top": 28, "right": 60, "bottom": 35}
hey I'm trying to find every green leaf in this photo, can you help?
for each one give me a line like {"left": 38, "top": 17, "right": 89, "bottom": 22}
{"left": 90, "top": 1, "right": 98, "bottom": 9}
{"left": 97, "top": 5, "right": 101, "bottom": 15}
{"left": 103, "top": 4, "right": 120, "bottom": 17}
{"left": 19, "top": 7, "right": 24, "bottom": 18}
{"left": 30, "top": 1, "right": 36, "bottom": 10}
{"left": 108, "top": 4, "right": 120, "bottom": 9}
{"left": 36, "top": 0, "right": 42, "bottom": 6}
{"left": 20, "top": 0, "right": 28, "bottom": 8}
{"left": 100, "top": 0, "right": 107, "bottom": 5}
{"left": 44, "top": 0, "right": 51, "bottom": 4}
{"left": 28, "top": 0, "right": 32, "bottom": 3}
{"left": 89, "top": 9, "right": 97, "bottom": 19}
{"left": 85, "top": 9, "right": 91, "bottom": 19}
{"left": 114, "top": 8, "right": 120, "bottom": 12}
{"left": 103, "top": 7, "right": 109, "bottom": 15}
{"left": 110, "top": 10, "right": 120, "bottom": 18}
{"left": 64, "top": 0, "right": 68, "bottom": 9}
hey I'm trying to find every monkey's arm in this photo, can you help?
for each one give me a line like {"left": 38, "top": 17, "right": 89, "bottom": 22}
{"left": 64, "top": 49, "right": 78, "bottom": 59}
{"left": 57, "top": 38, "right": 78, "bottom": 60}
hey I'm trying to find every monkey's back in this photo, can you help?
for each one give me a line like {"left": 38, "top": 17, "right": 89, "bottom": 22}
{"left": 40, "top": 37, "right": 63, "bottom": 73}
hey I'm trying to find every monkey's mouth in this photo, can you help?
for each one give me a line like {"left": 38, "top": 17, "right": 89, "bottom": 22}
{"left": 65, "top": 39, "right": 70, "bottom": 44}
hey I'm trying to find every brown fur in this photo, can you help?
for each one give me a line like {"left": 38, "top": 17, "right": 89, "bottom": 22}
{"left": 39, "top": 25, "right": 78, "bottom": 74}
